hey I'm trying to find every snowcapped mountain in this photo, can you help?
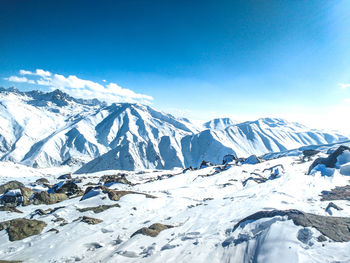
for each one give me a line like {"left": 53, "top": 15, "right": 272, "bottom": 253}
{"left": 203, "top": 117, "right": 236, "bottom": 130}
{"left": 0, "top": 88, "right": 348, "bottom": 172}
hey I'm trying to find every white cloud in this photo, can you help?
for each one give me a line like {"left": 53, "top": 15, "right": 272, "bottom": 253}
{"left": 6, "top": 69, "right": 153, "bottom": 104}
{"left": 5, "top": 76, "right": 35, "bottom": 84}
{"left": 19, "top": 69, "right": 51, "bottom": 77}
{"left": 339, "top": 83, "right": 350, "bottom": 89}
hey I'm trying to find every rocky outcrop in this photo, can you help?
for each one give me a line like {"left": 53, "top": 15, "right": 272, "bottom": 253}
{"left": 81, "top": 186, "right": 156, "bottom": 201}
{"left": 0, "top": 218, "right": 47, "bottom": 241}
{"left": 57, "top": 174, "right": 72, "bottom": 180}
{"left": 308, "top": 145, "right": 350, "bottom": 174}
{"left": 99, "top": 174, "right": 133, "bottom": 186}
{"left": 50, "top": 180, "right": 82, "bottom": 197}
{"left": 0, "top": 206, "right": 23, "bottom": 213}
{"left": 32, "top": 191, "right": 68, "bottom": 205}
{"left": 20, "top": 187, "right": 34, "bottom": 206}
{"left": 228, "top": 209, "right": 350, "bottom": 243}
{"left": 302, "top": 149, "right": 320, "bottom": 161}
{"left": 77, "top": 203, "right": 120, "bottom": 213}
{"left": 74, "top": 216, "right": 103, "bottom": 225}
{"left": 0, "top": 181, "right": 24, "bottom": 195}
{"left": 131, "top": 223, "right": 174, "bottom": 238}
{"left": 321, "top": 185, "right": 350, "bottom": 201}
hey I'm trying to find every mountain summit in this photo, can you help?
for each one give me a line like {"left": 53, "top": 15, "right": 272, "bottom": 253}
{"left": 0, "top": 88, "right": 347, "bottom": 172}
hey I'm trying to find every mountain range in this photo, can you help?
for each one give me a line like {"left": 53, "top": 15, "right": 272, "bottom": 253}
{"left": 0, "top": 87, "right": 347, "bottom": 172}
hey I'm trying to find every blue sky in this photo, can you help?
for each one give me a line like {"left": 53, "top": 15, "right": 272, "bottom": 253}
{"left": 1, "top": 0, "right": 350, "bottom": 131}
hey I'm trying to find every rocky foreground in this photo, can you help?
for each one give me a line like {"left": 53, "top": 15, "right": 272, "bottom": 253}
{"left": 0, "top": 145, "right": 350, "bottom": 262}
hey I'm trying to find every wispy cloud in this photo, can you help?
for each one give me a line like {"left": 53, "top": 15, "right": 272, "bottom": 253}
{"left": 5, "top": 76, "right": 35, "bottom": 84}
{"left": 5, "top": 69, "right": 153, "bottom": 104}
{"left": 339, "top": 83, "right": 350, "bottom": 89}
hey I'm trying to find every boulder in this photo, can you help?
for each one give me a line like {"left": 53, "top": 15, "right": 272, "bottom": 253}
{"left": 0, "top": 181, "right": 24, "bottom": 195}
{"left": 50, "top": 180, "right": 82, "bottom": 196}
{"left": 0, "top": 190, "right": 22, "bottom": 206}
{"left": 131, "top": 223, "right": 174, "bottom": 237}
{"left": 32, "top": 191, "right": 68, "bottom": 205}
{"left": 0, "top": 218, "right": 47, "bottom": 241}
{"left": 34, "top": 178, "right": 50, "bottom": 185}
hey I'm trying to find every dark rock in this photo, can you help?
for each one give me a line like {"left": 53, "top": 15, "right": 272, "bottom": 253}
{"left": 74, "top": 216, "right": 103, "bottom": 225}
{"left": 32, "top": 191, "right": 68, "bottom": 205}
{"left": 321, "top": 185, "right": 350, "bottom": 201}
{"left": 47, "top": 228, "right": 59, "bottom": 233}
{"left": 222, "top": 154, "right": 237, "bottom": 165}
{"left": 20, "top": 187, "right": 34, "bottom": 206}
{"left": 131, "top": 223, "right": 174, "bottom": 237}
{"left": 317, "top": 235, "right": 327, "bottom": 242}
{"left": 57, "top": 173, "right": 72, "bottom": 180}
{"left": 243, "top": 155, "right": 261, "bottom": 165}
{"left": 0, "top": 181, "right": 24, "bottom": 195}
{"left": 242, "top": 176, "right": 267, "bottom": 186}
{"left": 35, "top": 178, "right": 50, "bottom": 185}
{"left": 0, "top": 260, "right": 22, "bottom": 263}
{"left": 81, "top": 186, "right": 156, "bottom": 201}
{"left": 228, "top": 209, "right": 350, "bottom": 243}
{"left": 308, "top": 145, "right": 350, "bottom": 174}
{"left": 302, "top": 149, "right": 320, "bottom": 161}
{"left": 325, "top": 202, "right": 343, "bottom": 215}
{"left": 50, "top": 180, "right": 82, "bottom": 196}
{"left": 99, "top": 173, "right": 132, "bottom": 186}
{"left": 200, "top": 161, "right": 214, "bottom": 169}
{"left": 0, "top": 218, "right": 47, "bottom": 241}
{"left": 77, "top": 203, "right": 120, "bottom": 213}
{"left": 0, "top": 190, "right": 22, "bottom": 206}
{"left": 0, "top": 206, "right": 23, "bottom": 213}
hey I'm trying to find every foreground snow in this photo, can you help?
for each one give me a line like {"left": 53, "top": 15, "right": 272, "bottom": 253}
{"left": 1, "top": 151, "right": 350, "bottom": 262}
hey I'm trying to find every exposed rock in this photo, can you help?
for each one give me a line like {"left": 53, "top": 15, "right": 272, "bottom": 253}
{"left": 99, "top": 173, "right": 133, "bottom": 186}
{"left": 242, "top": 176, "right": 267, "bottom": 186}
{"left": 229, "top": 209, "right": 350, "bottom": 243}
{"left": 20, "top": 187, "right": 34, "bottom": 206}
{"left": 47, "top": 228, "right": 59, "bottom": 234}
{"left": 32, "top": 191, "right": 68, "bottom": 205}
{"left": 317, "top": 235, "right": 327, "bottom": 242}
{"left": 321, "top": 185, "right": 350, "bottom": 201}
{"left": 50, "top": 180, "right": 82, "bottom": 196}
{"left": 222, "top": 154, "right": 236, "bottom": 165}
{"left": 302, "top": 149, "right": 320, "bottom": 161}
{"left": 308, "top": 145, "right": 350, "bottom": 174}
{"left": 131, "top": 223, "right": 174, "bottom": 237}
{"left": 0, "top": 260, "right": 22, "bottom": 263}
{"left": 325, "top": 202, "right": 343, "bottom": 215}
{"left": 0, "top": 181, "right": 24, "bottom": 195}
{"left": 77, "top": 203, "right": 120, "bottom": 213}
{"left": 243, "top": 155, "right": 261, "bottom": 165}
{"left": 81, "top": 186, "right": 156, "bottom": 201}
{"left": 200, "top": 161, "right": 214, "bottom": 169}
{"left": 57, "top": 173, "right": 72, "bottom": 180}
{"left": 0, "top": 190, "right": 22, "bottom": 206}
{"left": 0, "top": 206, "right": 23, "bottom": 213}
{"left": 34, "top": 178, "right": 50, "bottom": 186}
{"left": 74, "top": 216, "right": 103, "bottom": 225}
{"left": 0, "top": 218, "right": 47, "bottom": 241}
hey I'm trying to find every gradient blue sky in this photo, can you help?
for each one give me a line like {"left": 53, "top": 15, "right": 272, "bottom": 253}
{"left": 1, "top": 0, "right": 350, "bottom": 130}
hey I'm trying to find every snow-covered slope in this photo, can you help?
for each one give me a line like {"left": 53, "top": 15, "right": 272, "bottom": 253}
{"left": 1, "top": 146, "right": 350, "bottom": 262}
{"left": 0, "top": 88, "right": 348, "bottom": 172}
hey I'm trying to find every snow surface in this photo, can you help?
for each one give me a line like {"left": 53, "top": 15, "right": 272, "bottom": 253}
{"left": 1, "top": 149, "right": 350, "bottom": 262}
